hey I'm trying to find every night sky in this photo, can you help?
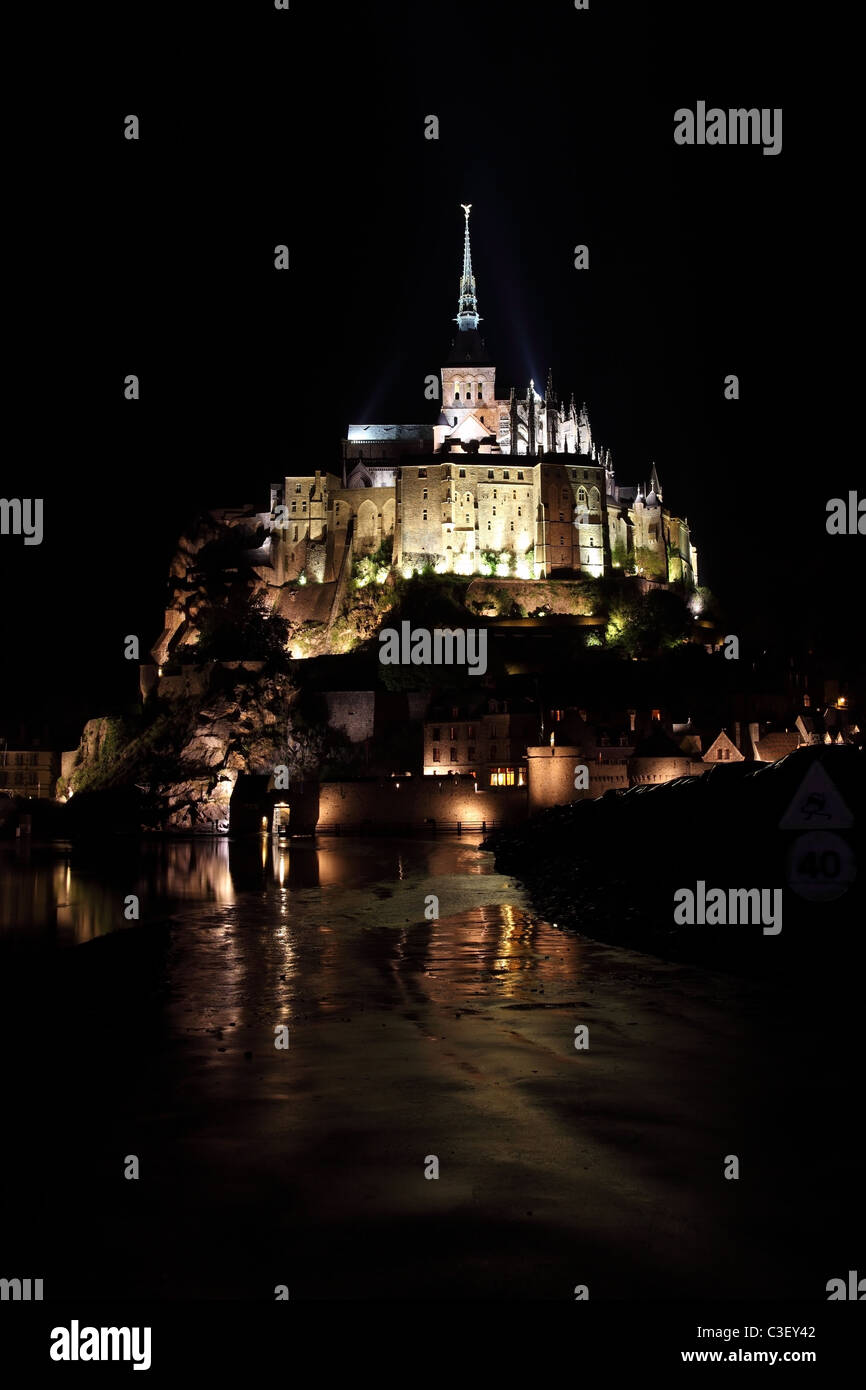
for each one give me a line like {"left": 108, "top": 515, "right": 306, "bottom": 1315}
{"left": 3, "top": 1, "right": 853, "bottom": 746}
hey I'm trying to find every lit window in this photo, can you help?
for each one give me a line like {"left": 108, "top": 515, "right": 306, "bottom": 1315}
{"left": 450, "top": 726, "right": 457, "bottom": 739}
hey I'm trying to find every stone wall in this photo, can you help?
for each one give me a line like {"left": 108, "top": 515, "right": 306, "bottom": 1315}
{"left": 316, "top": 776, "right": 526, "bottom": 830}
{"left": 324, "top": 692, "right": 375, "bottom": 743}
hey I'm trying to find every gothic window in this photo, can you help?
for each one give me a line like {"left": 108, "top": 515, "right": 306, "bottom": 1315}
{"left": 577, "top": 487, "right": 587, "bottom": 505}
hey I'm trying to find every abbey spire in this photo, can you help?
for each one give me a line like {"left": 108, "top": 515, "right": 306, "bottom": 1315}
{"left": 455, "top": 203, "right": 481, "bottom": 330}
{"left": 446, "top": 204, "right": 492, "bottom": 367}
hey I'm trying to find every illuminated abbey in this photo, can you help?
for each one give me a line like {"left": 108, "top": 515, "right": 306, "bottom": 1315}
{"left": 267, "top": 207, "right": 698, "bottom": 587}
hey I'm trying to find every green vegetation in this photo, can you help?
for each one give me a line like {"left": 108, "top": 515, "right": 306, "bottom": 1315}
{"left": 191, "top": 592, "right": 291, "bottom": 665}
{"left": 605, "top": 589, "right": 692, "bottom": 657}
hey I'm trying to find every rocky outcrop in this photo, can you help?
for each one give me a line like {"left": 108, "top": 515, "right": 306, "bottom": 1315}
{"left": 63, "top": 669, "right": 298, "bottom": 833}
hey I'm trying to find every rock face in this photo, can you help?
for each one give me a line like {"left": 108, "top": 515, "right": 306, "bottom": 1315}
{"left": 64, "top": 669, "right": 298, "bottom": 834}
{"left": 143, "top": 773, "right": 236, "bottom": 833}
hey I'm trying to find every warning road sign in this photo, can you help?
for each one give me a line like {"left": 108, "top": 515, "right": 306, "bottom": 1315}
{"left": 779, "top": 761, "right": 854, "bottom": 830}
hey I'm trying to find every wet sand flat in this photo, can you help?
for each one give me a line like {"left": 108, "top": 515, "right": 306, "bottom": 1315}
{"left": 1, "top": 838, "right": 856, "bottom": 1301}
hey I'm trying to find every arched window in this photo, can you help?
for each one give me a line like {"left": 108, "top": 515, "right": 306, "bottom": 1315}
{"left": 577, "top": 487, "right": 588, "bottom": 505}
{"left": 477, "top": 384, "right": 483, "bottom": 400}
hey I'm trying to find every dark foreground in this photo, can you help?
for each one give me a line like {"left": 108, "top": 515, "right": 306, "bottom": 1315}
{"left": 1, "top": 845, "right": 862, "bottom": 1301}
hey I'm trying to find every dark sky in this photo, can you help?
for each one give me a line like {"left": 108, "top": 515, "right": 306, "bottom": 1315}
{"left": 2, "top": 1, "right": 854, "bottom": 745}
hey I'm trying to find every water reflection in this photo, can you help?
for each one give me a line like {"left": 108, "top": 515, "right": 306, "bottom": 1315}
{"left": 0, "top": 835, "right": 495, "bottom": 948}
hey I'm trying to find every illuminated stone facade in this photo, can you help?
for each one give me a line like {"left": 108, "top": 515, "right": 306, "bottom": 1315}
{"left": 268, "top": 208, "right": 699, "bottom": 587}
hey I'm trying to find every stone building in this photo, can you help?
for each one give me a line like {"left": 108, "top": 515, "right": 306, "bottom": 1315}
{"left": 263, "top": 206, "right": 698, "bottom": 588}
{"left": 0, "top": 745, "right": 59, "bottom": 798}
{"left": 423, "top": 695, "right": 536, "bottom": 786}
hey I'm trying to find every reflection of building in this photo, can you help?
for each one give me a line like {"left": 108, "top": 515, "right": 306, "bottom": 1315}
{"left": 423, "top": 695, "right": 535, "bottom": 786}
{"left": 0, "top": 745, "right": 59, "bottom": 798}
{"left": 262, "top": 206, "right": 698, "bottom": 587}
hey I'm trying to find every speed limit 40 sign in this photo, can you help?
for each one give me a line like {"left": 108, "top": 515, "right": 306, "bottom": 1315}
{"left": 786, "top": 830, "right": 856, "bottom": 902}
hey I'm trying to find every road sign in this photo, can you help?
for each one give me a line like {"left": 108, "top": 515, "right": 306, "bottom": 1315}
{"left": 786, "top": 831, "right": 856, "bottom": 902}
{"left": 779, "top": 762, "right": 854, "bottom": 830}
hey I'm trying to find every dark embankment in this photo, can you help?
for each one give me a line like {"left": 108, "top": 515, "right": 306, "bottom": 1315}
{"left": 485, "top": 746, "right": 864, "bottom": 980}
